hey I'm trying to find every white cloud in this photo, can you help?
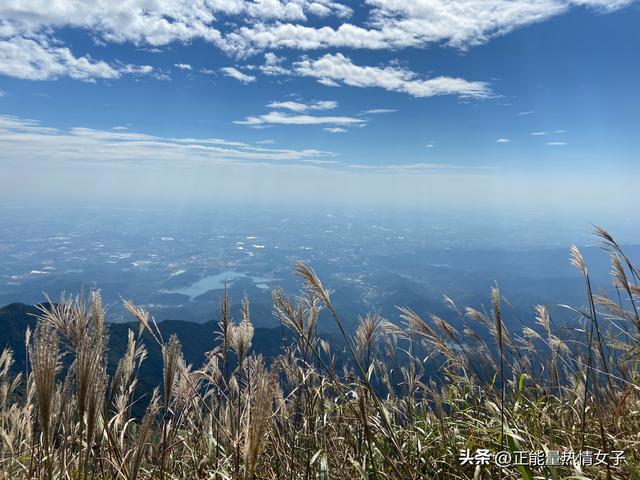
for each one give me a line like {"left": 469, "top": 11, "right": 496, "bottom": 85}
{"left": 517, "top": 110, "right": 536, "bottom": 116}
{"left": 2, "top": 118, "right": 630, "bottom": 214}
{"left": 174, "top": 63, "right": 192, "bottom": 70}
{"left": 0, "top": 1, "right": 352, "bottom": 53}
{"left": 363, "top": 108, "right": 396, "bottom": 114}
{"left": 243, "top": 0, "right": 352, "bottom": 22}
{"left": 347, "top": 162, "right": 498, "bottom": 173}
{"left": 121, "top": 64, "right": 154, "bottom": 75}
{"left": 217, "top": 1, "right": 633, "bottom": 55}
{"left": 570, "top": 0, "right": 633, "bottom": 10}
{"left": 0, "top": 114, "right": 335, "bottom": 165}
{"left": 497, "top": 138, "right": 510, "bottom": 143}
{"left": 301, "top": 158, "right": 340, "bottom": 165}
{"left": 0, "top": 37, "right": 126, "bottom": 81}
{"left": 532, "top": 129, "right": 566, "bottom": 137}
{"left": 151, "top": 71, "right": 172, "bottom": 81}
{"left": 235, "top": 110, "right": 365, "bottom": 126}
{"left": 0, "top": 1, "right": 630, "bottom": 80}
{"left": 547, "top": 141, "right": 567, "bottom": 146}
{"left": 0, "top": 3, "right": 222, "bottom": 47}
{"left": 307, "top": 3, "right": 331, "bottom": 17}
{"left": 0, "top": 115, "right": 60, "bottom": 134}
{"left": 317, "top": 78, "right": 340, "bottom": 87}
{"left": 311, "top": 100, "right": 338, "bottom": 109}
{"left": 425, "top": 143, "right": 435, "bottom": 148}
{"left": 268, "top": 101, "right": 308, "bottom": 112}
{"left": 294, "top": 53, "right": 491, "bottom": 99}
{"left": 221, "top": 67, "right": 256, "bottom": 83}
{"left": 259, "top": 52, "right": 289, "bottom": 75}
{"left": 0, "top": 36, "right": 154, "bottom": 81}
{"left": 267, "top": 99, "right": 337, "bottom": 112}
{"left": 324, "top": 127, "right": 347, "bottom": 133}
{"left": 0, "top": 89, "right": 7, "bottom": 97}
{"left": 246, "top": 1, "right": 306, "bottom": 21}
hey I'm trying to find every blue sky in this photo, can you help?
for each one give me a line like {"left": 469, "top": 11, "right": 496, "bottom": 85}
{"left": 0, "top": 0, "right": 638, "bottom": 214}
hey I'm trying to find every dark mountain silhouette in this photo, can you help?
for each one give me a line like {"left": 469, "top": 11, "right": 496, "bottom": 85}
{"left": 0, "top": 302, "right": 311, "bottom": 397}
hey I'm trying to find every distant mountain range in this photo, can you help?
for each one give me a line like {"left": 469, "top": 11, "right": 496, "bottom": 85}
{"left": 0, "top": 302, "right": 308, "bottom": 397}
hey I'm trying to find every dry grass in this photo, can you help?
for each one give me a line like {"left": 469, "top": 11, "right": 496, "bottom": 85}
{"left": 0, "top": 226, "right": 639, "bottom": 479}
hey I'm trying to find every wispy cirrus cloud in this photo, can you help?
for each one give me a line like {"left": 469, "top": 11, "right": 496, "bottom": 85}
{"left": 363, "top": 108, "right": 396, "bottom": 114}
{"left": 267, "top": 99, "right": 338, "bottom": 112}
{"left": 347, "top": 162, "right": 498, "bottom": 174}
{"left": 221, "top": 66, "right": 256, "bottom": 83}
{"left": 234, "top": 110, "right": 365, "bottom": 127}
{"left": 293, "top": 53, "right": 492, "bottom": 99}
{"left": 0, "top": 115, "right": 500, "bottom": 183}
{"left": 0, "top": 115, "right": 335, "bottom": 166}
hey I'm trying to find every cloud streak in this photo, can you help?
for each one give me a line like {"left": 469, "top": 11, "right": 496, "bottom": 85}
{"left": 0, "top": 115, "right": 334, "bottom": 166}
{"left": 221, "top": 67, "right": 256, "bottom": 83}
{"left": 267, "top": 100, "right": 338, "bottom": 112}
{"left": 293, "top": 53, "right": 492, "bottom": 99}
{"left": 363, "top": 108, "right": 396, "bottom": 114}
{"left": 0, "top": 115, "right": 501, "bottom": 183}
{"left": 234, "top": 110, "right": 365, "bottom": 126}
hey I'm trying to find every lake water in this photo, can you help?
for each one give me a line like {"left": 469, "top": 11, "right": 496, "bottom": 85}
{"left": 165, "top": 270, "right": 273, "bottom": 299}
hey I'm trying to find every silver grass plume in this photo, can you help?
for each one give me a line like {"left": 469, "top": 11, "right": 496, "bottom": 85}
{"left": 243, "top": 357, "right": 275, "bottom": 480}
{"left": 28, "top": 323, "right": 59, "bottom": 480}
{"left": 231, "top": 296, "right": 254, "bottom": 367}
{"left": 162, "top": 335, "right": 182, "bottom": 412}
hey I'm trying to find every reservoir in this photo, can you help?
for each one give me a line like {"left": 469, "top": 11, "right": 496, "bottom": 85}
{"left": 165, "top": 270, "right": 273, "bottom": 299}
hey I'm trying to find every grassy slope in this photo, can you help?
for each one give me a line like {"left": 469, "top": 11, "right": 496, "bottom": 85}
{"left": 0, "top": 228, "right": 638, "bottom": 479}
